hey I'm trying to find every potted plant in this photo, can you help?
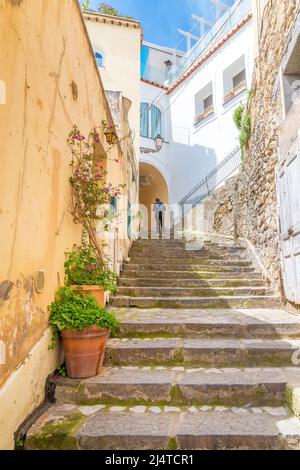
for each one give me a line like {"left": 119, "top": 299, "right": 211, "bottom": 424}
{"left": 49, "top": 287, "right": 118, "bottom": 379}
{"left": 64, "top": 243, "right": 118, "bottom": 307}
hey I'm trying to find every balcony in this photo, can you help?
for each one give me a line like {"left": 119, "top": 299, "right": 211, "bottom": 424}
{"left": 166, "top": 0, "right": 252, "bottom": 87}
{"left": 223, "top": 81, "right": 247, "bottom": 104}
{"left": 194, "top": 105, "right": 215, "bottom": 125}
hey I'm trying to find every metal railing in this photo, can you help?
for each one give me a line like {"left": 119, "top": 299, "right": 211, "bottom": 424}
{"left": 179, "top": 146, "right": 242, "bottom": 215}
{"left": 167, "top": 0, "right": 251, "bottom": 87}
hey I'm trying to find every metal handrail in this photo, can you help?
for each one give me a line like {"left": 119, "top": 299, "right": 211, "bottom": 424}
{"left": 179, "top": 146, "right": 241, "bottom": 211}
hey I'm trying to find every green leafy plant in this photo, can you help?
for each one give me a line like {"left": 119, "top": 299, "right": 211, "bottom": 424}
{"left": 55, "top": 364, "right": 67, "bottom": 378}
{"left": 233, "top": 104, "right": 244, "bottom": 130}
{"left": 233, "top": 102, "right": 251, "bottom": 160}
{"left": 82, "top": 0, "right": 94, "bottom": 11}
{"left": 49, "top": 287, "right": 119, "bottom": 348}
{"left": 98, "top": 2, "right": 133, "bottom": 19}
{"left": 64, "top": 242, "right": 118, "bottom": 293}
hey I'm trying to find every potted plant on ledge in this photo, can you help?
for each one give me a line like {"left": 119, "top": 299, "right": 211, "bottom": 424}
{"left": 64, "top": 242, "right": 118, "bottom": 307}
{"left": 49, "top": 287, "right": 118, "bottom": 379}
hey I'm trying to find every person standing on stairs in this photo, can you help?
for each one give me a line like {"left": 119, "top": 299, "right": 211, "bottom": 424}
{"left": 153, "top": 197, "right": 166, "bottom": 236}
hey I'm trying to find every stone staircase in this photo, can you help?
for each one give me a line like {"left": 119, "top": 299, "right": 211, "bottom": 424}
{"left": 24, "top": 237, "right": 300, "bottom": 450}
{"left": 113, "top": 238, "right": 280, "bottom": 309}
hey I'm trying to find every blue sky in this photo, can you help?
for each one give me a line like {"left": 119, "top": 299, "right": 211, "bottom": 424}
{"left": 81, "top": 0, "right": 234, "bottom": 50}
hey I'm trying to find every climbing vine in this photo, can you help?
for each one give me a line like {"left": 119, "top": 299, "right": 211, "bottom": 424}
{"left": 67, "top": 125, "right": 125, "bottom": 260}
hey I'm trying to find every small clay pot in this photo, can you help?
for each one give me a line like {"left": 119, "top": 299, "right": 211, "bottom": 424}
{"left": 70, "top": 285, "right": 105, "bottom": 307}
{"left": 61, "top": 326, "right": 110, "bottom": 379}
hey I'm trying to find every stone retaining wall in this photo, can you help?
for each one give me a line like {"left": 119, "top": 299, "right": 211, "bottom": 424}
{"left": 210, "top": 0, "right": 300, "bottom": 287}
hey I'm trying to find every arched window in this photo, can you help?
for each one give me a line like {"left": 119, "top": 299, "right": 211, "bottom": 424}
{"left": 95, "top": 51, "right": 104, "bottom": 67}
{"left": 140, "top": 103, "right": 162, "bottom": 138}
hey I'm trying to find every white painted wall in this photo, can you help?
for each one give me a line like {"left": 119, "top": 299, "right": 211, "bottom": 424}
{"left": 140, "top": 17, "right": 254, "bottom": 206}
{"left": 142, "top": 41, "right": 183, "bottom": 85}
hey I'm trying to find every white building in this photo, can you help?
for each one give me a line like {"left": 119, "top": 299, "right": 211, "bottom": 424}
{"left": 139, "top": 0, "right": 254, "bottom": 223}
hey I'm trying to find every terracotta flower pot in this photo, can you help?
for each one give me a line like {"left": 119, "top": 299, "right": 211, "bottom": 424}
{"left": 70, "top": 285, "right": 105, "bottom": 307}
{"left": 61, "top": 326, "right": 110, "bottom": 379}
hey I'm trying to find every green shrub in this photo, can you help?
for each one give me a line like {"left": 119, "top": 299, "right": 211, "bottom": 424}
{"left": 233, "top": 104, "right": 244, "bottom": 130}
{"left": 233, "top": 102, "right": 252, "bottom": 159}
{"left": 64, "top": 244, "right": 117, "bottom": 294}
{"left": 49, "top": 287, "right": 119, "bottom": 348}
{"left": 240, "top": 115, "right": 251, "bottom": 148}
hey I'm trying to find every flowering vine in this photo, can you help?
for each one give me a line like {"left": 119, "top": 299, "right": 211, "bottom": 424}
{"left": 68, "top": 125, "right": 125, "bottom": 260}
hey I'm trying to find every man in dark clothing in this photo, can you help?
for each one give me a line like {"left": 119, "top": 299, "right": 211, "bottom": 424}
{"left": 153, "top": 197, "right": 166, "bottom": 235}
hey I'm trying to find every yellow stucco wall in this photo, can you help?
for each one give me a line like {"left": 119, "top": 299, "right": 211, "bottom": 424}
{"left": 0, "top": 0, "right": 129, "bottom": 449}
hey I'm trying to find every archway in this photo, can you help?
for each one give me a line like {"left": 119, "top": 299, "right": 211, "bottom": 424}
{"left": 139, "top": 162, "right": 169, "bottom": 232}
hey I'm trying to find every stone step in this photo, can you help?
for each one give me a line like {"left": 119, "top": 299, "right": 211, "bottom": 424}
{"left": 129, "top": 253, "right": 247, "bottom": 261}
{"left": 25, "top": 405, "right": 300, "bottom": 450}
{"left": 125, "top": 255, "right": 252, "bottom": 268}
{"left": 54, "top": 367, "right": 300, "bottom": 407}
{"left": 122, "top": 270, "right": 263, "bottom": 279}
{"left": 130, "top": 245, "right": 246, "bottom": 253}
{"left": 105, "top": 337, "right": 300, "bottom": 367}
{"left": 118, "top": 278, "right": 265, "bottom": 287}
{"left": 133, "top": 241, "right": 185, "bottom": 247}
{"left": 122, "top": 264, "right": 255, "bottom": 272}
{"left": 111, "top": 295, "right": 281, "bottom": 309}
{"left": 129, "top": 256, "right": 247, "bottom": 264}
{"left": 113, "top": 308, "right": 300, "bottom": 339}
{"left": 117, "top": 286, "right": 272, "bottom": 298}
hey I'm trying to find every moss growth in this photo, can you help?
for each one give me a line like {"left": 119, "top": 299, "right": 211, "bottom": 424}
{"left": 173, "top": 348, "right": 184, "bottom": 362}
{"left": 167, "top": 437, "right": 178, "bottom": 450}
{"left": 118, "top": 331, "right": 184, "bottom": 340}
{"left": 170, "top": 385, "right": 184, "bottom": 403}
{"left": 286, "top": 384, "right": 300, "bottom": 418}
{"left": 25, "top": 413, "right": 85, "bottom": 450}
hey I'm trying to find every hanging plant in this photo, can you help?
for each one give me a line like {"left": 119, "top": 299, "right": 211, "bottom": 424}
{"left": 67, "top": 125, "right": 125, "bottom": 259}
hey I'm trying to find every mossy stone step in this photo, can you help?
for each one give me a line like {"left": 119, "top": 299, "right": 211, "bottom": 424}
{"left": 111, "top": 295, "right": 281, "bottom": 309}
{"left": 118, "top": 278, "right": 265, "bottom": 287}
{"left": 53, "top": 366, "right": 300, "bottom": 407}
{"left": 105, "top": 337, "right": 300, "bottom": 367}
{"left": 117, "top": 286, "right": 272, "bottom": 298}
{"left": 122, "top": 264, "right": 255, "bottom": 272}
{"left": 25, "top": 405, "right": 300, "bottom": 450}
{"left": 113, "top": 308, "right": 300, "bottom": 339}
{"left": 121, "top": 270, "right": 263, "bottom": 279}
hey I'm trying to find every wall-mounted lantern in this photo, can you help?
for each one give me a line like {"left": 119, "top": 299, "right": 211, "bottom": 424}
{"left": 140, "top": 134, "right": 164, "bottom": 154}
{"left": 154, "top": 134, "right": 163, "bottom": 152}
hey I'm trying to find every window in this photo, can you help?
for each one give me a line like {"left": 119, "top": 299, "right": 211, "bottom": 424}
{"left": 140, "top": 103, "right": 149, "bottom": 137}
{"left": 140, "top": 103, "right": 162, "bottom": 138}
{"left": 194, "top": 82, "right": 214, "bottom": 124}
{"left": 233, "top": 69, "right": 246, "bottom": 89}
{"left": 203, "top": 94, "right": 213, "bottom": 111}
{"left": 95, "top": 51, "right": 104, "bottom": 67}
{"left": 282, "top": 33, "right": 300, "bottom": 115}
{"left": 223, "top": 56, "right": 247, "bottom": 103}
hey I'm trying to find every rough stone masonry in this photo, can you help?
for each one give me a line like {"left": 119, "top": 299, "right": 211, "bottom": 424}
{"left": 212, "top": 0, "right": 299, "bottom": 290}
